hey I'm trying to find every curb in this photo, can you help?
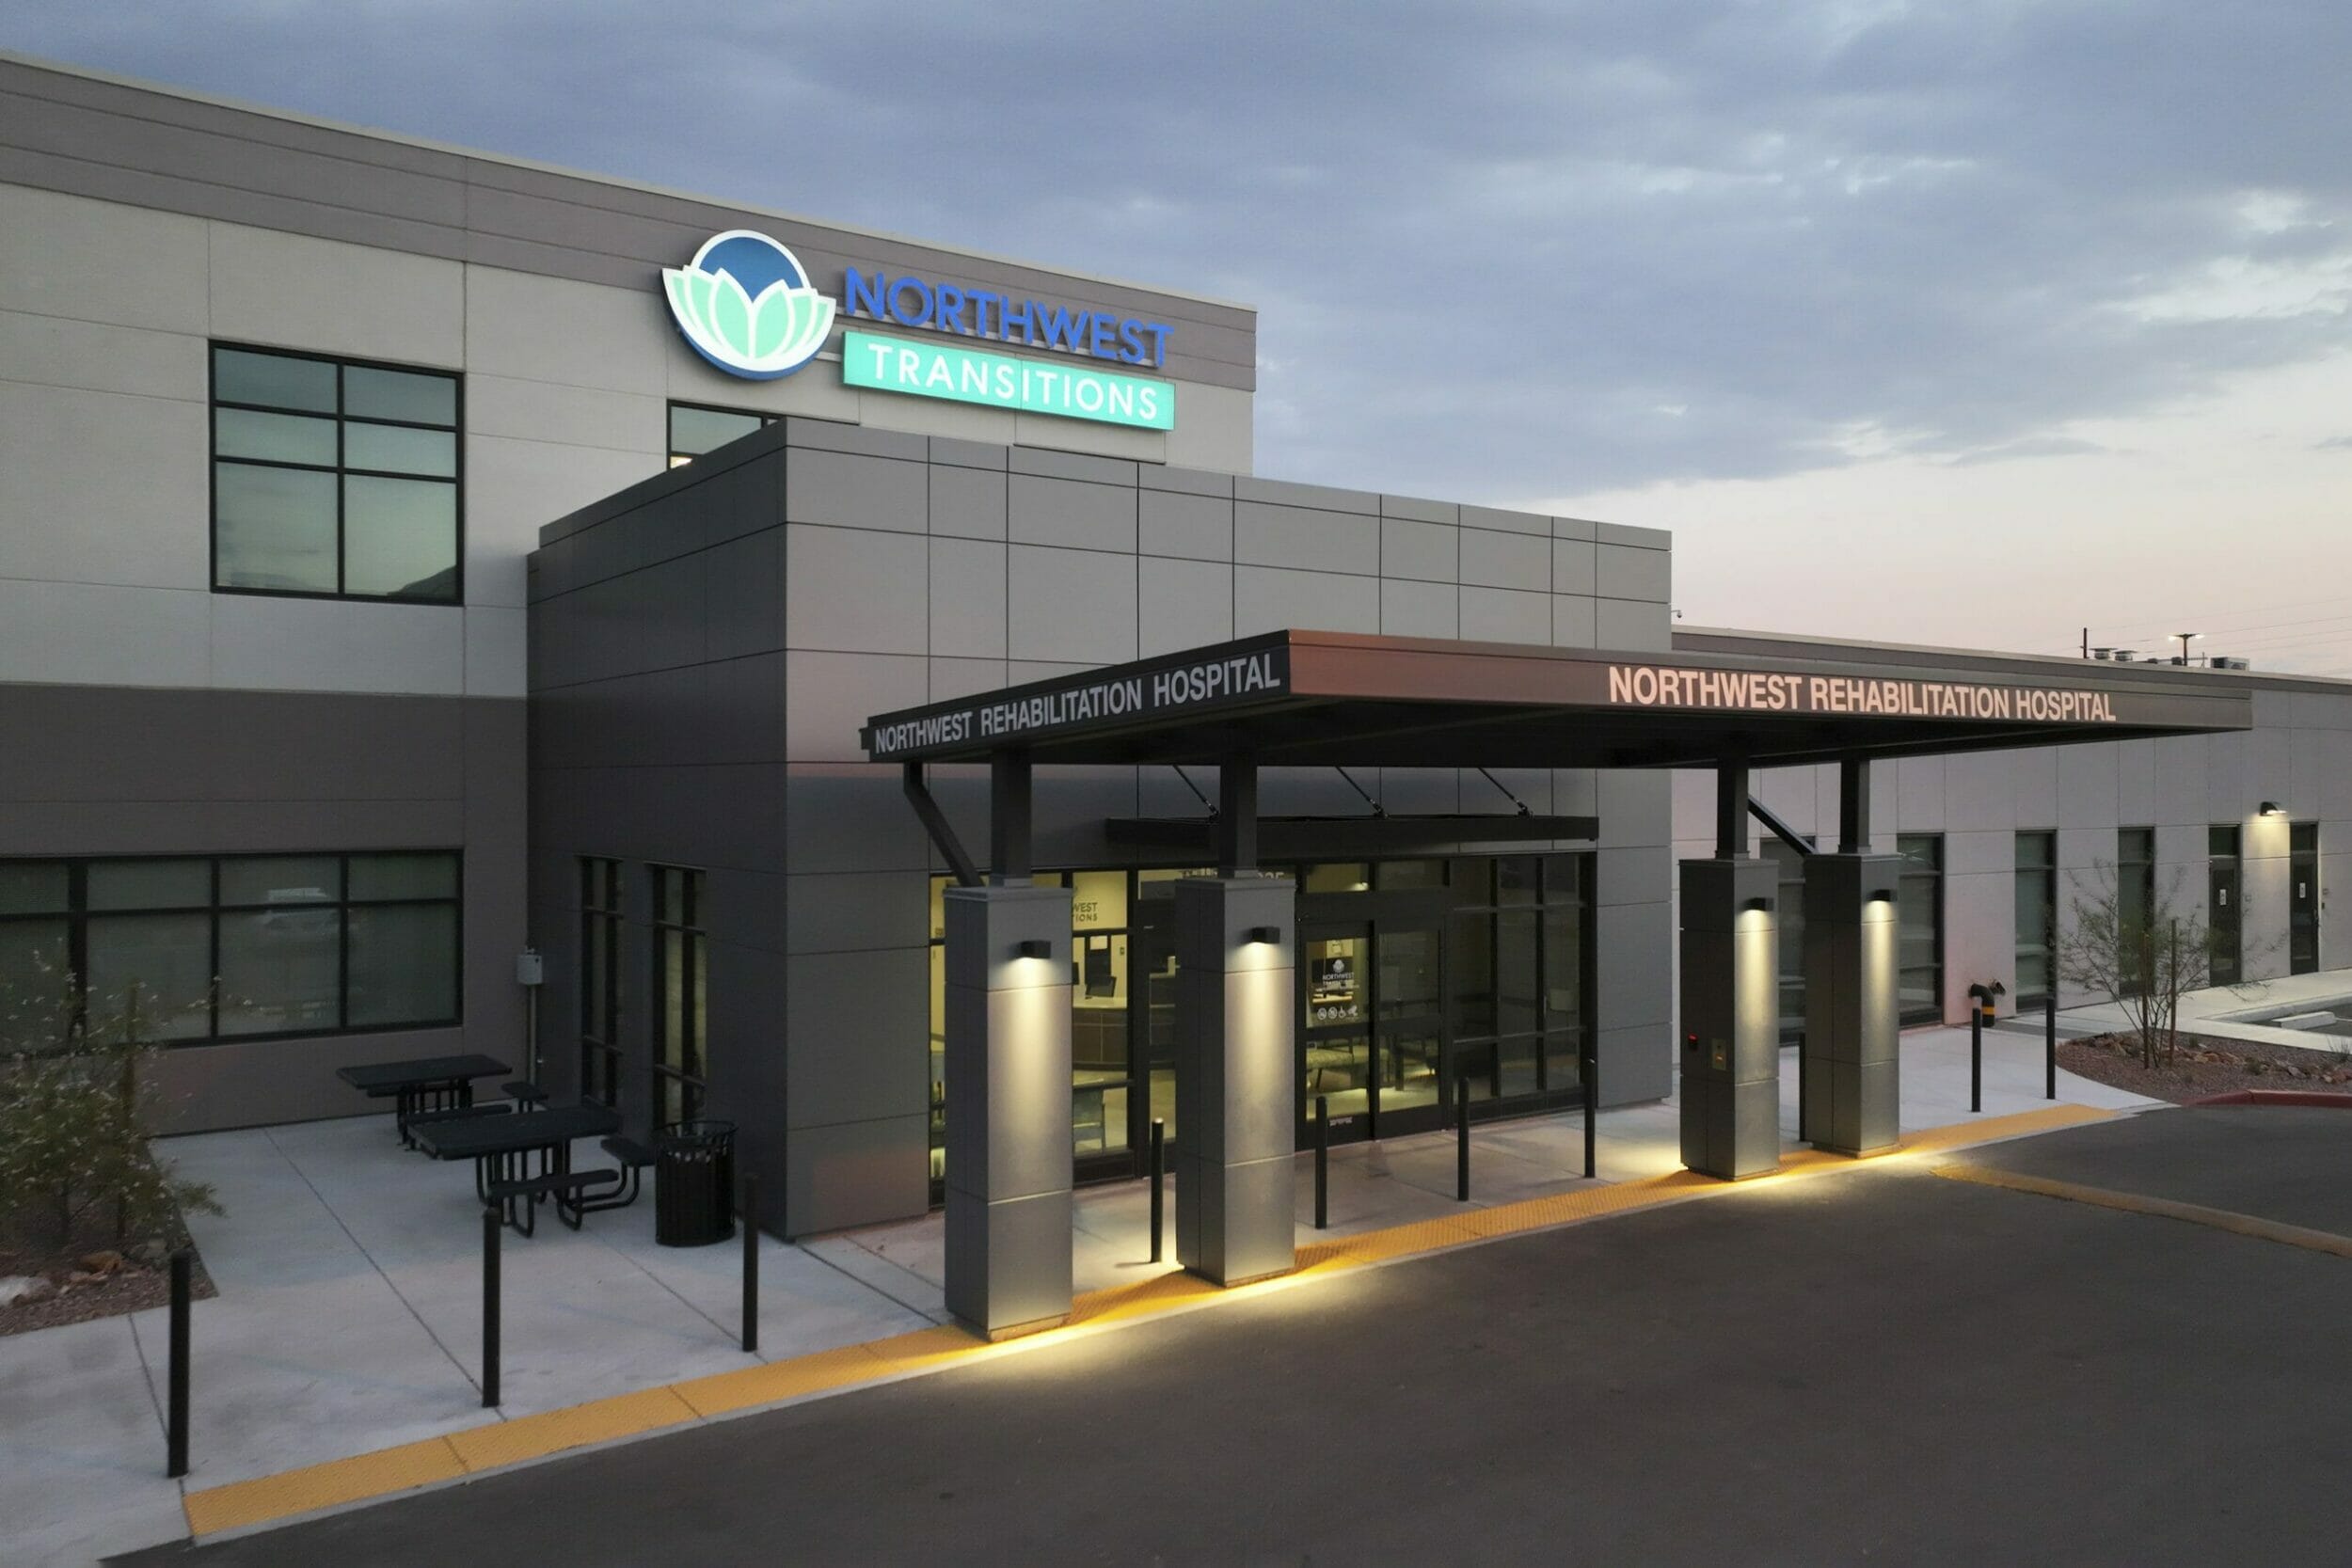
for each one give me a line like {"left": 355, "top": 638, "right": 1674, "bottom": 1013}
{"left": 178, "top": 1102, "right": 2115, "bottom": 1540}
{"left": 2185, "top": 1089, "right": 2352, "bottom": 1108}
{"left": 1931, "top": 1162, "right": 2352, "bottom": 1259}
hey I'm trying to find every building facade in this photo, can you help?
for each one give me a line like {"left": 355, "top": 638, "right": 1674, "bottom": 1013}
{"left": 0, "top": 55, "right": 2339, "bottom": 1246}
{"left": 1673, "top": 627, "right": 2349, "bottom": 1031}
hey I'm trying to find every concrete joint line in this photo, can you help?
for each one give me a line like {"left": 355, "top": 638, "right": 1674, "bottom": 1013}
{"left": 1931, "top": 1164, "right": 2352, "bottom": 1259}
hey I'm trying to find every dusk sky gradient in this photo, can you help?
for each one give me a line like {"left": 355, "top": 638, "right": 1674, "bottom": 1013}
{"left": 8, "top": 3, "right": 2348, "bottom": 667}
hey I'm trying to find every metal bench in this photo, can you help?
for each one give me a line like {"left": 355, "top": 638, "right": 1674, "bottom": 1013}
{"left": 569, "top": 1135, "right": 655, "bottom": 1214}
{"left": 485, "top": 1167, "right": 621, "bottom": 1236}
{"left": 405, "top": 1102, "right": 512, "bottom": 1139}
{"left": 501, "top": 1080, "right": 549, "bottom": 1110}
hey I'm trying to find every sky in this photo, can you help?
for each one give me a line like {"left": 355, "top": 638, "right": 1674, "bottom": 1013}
{"left": 8, "top": 2, "right": 2350, "bottom": 668}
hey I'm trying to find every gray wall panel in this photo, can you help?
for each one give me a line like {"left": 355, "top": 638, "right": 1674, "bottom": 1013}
{"left": 0, "top": 58, "right": 1258, "bottom": 392}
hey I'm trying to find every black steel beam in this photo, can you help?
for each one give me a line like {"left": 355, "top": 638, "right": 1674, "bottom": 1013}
{"left": 901, "top": 763, "right": 980, "bottom": 887}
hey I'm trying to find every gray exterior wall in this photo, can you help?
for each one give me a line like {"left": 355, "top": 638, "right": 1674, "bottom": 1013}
{"left": 1671, "top": 628, "right": 2352, "bottom": 1024}
{"left": 0, "top": 53, "right": 1253, "bottom": 1133}
{"left": 0, "top": 687, "right": 524, "bottom": 1133}
{"left": 530, "top": 420, "right": 1677, "bottom": 1237}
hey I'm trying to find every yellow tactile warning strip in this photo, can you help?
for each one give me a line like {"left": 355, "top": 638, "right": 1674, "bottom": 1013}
{"left": 1931, "top": 1162, "right": 2352, "bottom": 1259}
{"left": 180, "top": 1102, "right": 2117, "bottom": 1540}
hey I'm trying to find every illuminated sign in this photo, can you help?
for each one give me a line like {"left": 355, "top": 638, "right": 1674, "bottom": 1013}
{"left": 843, "top": 331, "right": 1174, "bottom": 431}
{"left": 864, "top": 648, "right": 1284, "bottom": 759}
{"left": 1604, "top": 665, "right": 2120, "bottom": 722}
{"left": 661, "top": 230, "right": 834, "bottom": 380}
{"left": 842, "top": 270, "right": 1170, "bottom": 368}
{"left": 662, "top": 234, "right": 1180, "bottom": 428}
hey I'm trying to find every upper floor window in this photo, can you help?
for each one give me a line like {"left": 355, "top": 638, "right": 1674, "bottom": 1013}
{"left": 668, "top": 402, "right": 774, "bottom": 467}
{"left": 212, "top": 346, "right": 462, "bottom": 602}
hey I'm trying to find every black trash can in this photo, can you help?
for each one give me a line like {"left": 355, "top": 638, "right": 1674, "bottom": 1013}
{"left": 653, "top": 1118, "right": 736, "bottom": 1246}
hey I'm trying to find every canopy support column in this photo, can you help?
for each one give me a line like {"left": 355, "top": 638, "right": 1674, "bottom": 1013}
{"left": 1681, "top": 763, "right": 1780, "bottom": 1179}
{"left": 1177, "top": 752, "right": 1294, "bottom": 1286}
{"left": 1807, "top": 756, "right": 1901, "bottom": 1154}
{"left": 942, "top": 880, "right": 1074, "bottom": 1338}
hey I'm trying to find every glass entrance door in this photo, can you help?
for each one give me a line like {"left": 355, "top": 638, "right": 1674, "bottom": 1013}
{"left": 1299, "top": 917, "right": 1449, "bottom": 1144}
{"left": 1302, "top": 923, "right": 1375, "bottom": 1135}
{"left": 2208, "top": 830, "right": 2242, "bottom": 988}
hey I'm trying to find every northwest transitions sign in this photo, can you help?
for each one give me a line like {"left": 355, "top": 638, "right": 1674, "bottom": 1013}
{"left": 660, "top": 230, "right": 1178, "bottom": 428}
{"left": 864, "top": 648, "right": 1286, "bottom": 760}
{"left": 843, "top": 330, "right": 1174, "bottom": 430}
{"left": 1603, "top": 663, "right": 2120, "bottom": 722}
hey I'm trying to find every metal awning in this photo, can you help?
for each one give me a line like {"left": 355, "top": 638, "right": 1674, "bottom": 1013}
{"left": 861, "top": 629, "right": 2253, "bottom": 769}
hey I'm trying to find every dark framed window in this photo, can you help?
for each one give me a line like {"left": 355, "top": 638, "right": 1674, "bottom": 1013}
{"left": 668, "top": 402, "right": 775, "bottom": 468}
{"left": 651, "top": 865, "right": 707, "bottom": 1124}
{"left": 211, "top": 345, "right": 462, "bottom": 602}
{"left": 2014, "top": 832, "right": 2057, "bottom": 1005}
{"left": 1761, "top": 837, "right": 1814, "bottom": 1042}
{"left": 1897, "top": 834, "right": 1943, "bottom": 1022}
{"left": 1445, "top": 853, "right": 1593, "bottom": 1106}
{"left": 0, "top": 852, "right": 460, "bottom": 1044}
{"left": 2208, "top": 825, "right": 2242, "bottom": 987}
{"left": 580, "top": 859, "right": 624, "bottom": 1108}
{"left": 2118, "top": 828, "right": 2156, "bottom": 995}
{"left": 2291, "top": 822, "right": 2320, "bottom": 974}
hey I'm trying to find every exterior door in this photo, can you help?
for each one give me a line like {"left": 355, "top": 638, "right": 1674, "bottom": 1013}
{"left": 2291, "top": 824, "right": 2320, "bottom": 974}
{"left": 2209, "top": 854, "right": 2241, "bottom": 988}
{"left": 1301, "top": 923, "right": 1377, "bottom": 1141}
{"left": 1299, "top": 915, "right": 1450, "bottom": 1146}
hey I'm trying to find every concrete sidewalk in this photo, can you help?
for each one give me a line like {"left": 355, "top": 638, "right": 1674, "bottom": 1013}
{"left": 0, "top": 1023, "right": 2160, "bottom": 1566}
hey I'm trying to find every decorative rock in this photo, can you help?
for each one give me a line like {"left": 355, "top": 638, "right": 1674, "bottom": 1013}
{"left": 0, "top": 1275, "right": 52, "bottom": 1307}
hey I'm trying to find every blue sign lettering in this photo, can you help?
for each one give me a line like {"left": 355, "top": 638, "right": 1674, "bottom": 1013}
{"left": 841, "top": 269, "right": 1171, "bottom": 368}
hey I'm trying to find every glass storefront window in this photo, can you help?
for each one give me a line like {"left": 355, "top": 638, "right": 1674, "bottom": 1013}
{"left": 1305, "top": 863, "right": 1371, "bottom": 894}
{"left": 2013, "top": 832, "right": 2057, "bottom": 1003}
{"left": 1898, "top": 834, "right": 1944, "bottom": 1022}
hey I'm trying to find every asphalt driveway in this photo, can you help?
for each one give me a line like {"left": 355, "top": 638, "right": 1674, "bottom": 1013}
{"left": 121, "top": 1106, "right": 2352, "bottom": 1566}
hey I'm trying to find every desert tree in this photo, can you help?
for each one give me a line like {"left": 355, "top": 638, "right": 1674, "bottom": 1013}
{"left": 2055, "top": 858, "right": 2213, "bottom": 1070}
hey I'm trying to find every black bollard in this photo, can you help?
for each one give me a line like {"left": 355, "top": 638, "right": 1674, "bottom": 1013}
{"left": 482, "top": 1206, "right": 501, "bottom": 1409}
{"left": 1148, "top": 1118, "right": 1165, "bottom": 1263}
{"left": 1456, "top": 1075, "right": 1471, "bottom": 1202}
{"left": 1582, "top": 1044, "right": 1597, "bottom": 1181}
{"left": 740, "top": 1172, "right": 759, "bottom": 1354}
{"left": 2045, "top": 991, "right": 2058, "bottom": 1101}
{"left": 1313, "top": 1095, "right": 1329, "bottom": 1230}
{"left": 1970, "top": 1003, "right": 1983, "bottom": 1114}
{"left": 167, "top": 1250, "right": 190, "bottom": 1479}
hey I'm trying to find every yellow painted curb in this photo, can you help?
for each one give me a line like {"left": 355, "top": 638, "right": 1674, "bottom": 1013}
{"left": 183, "top": 1436, "right": 467, "bottom": 1538}
{"left": 1931, "top": 1162, "right": 2352, "bottom": 1259}
{"left": 181, "top": 1101, "right": 2117, "bottom": 1539}
{"left": 443, "top": 1385, "right": 699, "bottom": 1473}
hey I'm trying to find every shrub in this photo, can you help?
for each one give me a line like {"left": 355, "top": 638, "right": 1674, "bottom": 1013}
{"left": 0, "top": 952, "right": 220, "bottom": 1252}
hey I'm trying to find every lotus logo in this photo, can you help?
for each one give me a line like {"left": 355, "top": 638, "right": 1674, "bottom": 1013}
{"left": 662, "top": 230, "right": 835, "bottom": 380}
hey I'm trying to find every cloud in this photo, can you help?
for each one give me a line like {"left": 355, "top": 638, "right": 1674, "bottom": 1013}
{"left": 11, "top": 0, "right": 2352, "bottom": 504}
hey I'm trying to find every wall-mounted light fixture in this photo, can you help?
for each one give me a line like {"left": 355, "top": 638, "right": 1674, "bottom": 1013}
{"left": 1015, "top": 939, "right": 1052, "bottom": 960}
{"left": 1246, "top": 926, "right": 1282, "bottom": 945}
{"left": 2260, "top": 800, "right": 2284, "bottom": 817}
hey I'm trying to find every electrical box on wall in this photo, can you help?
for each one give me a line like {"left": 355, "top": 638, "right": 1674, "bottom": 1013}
{"left": 516, "top": 949, "right": 544, "bottom": 987}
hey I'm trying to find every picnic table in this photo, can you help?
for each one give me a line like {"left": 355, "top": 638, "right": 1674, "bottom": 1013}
{"left": 337, "top": 1054, "right": 512, "bottom": 1145}
{"left": 412, "top": 1103, "right": 623, "bottom": 1234}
